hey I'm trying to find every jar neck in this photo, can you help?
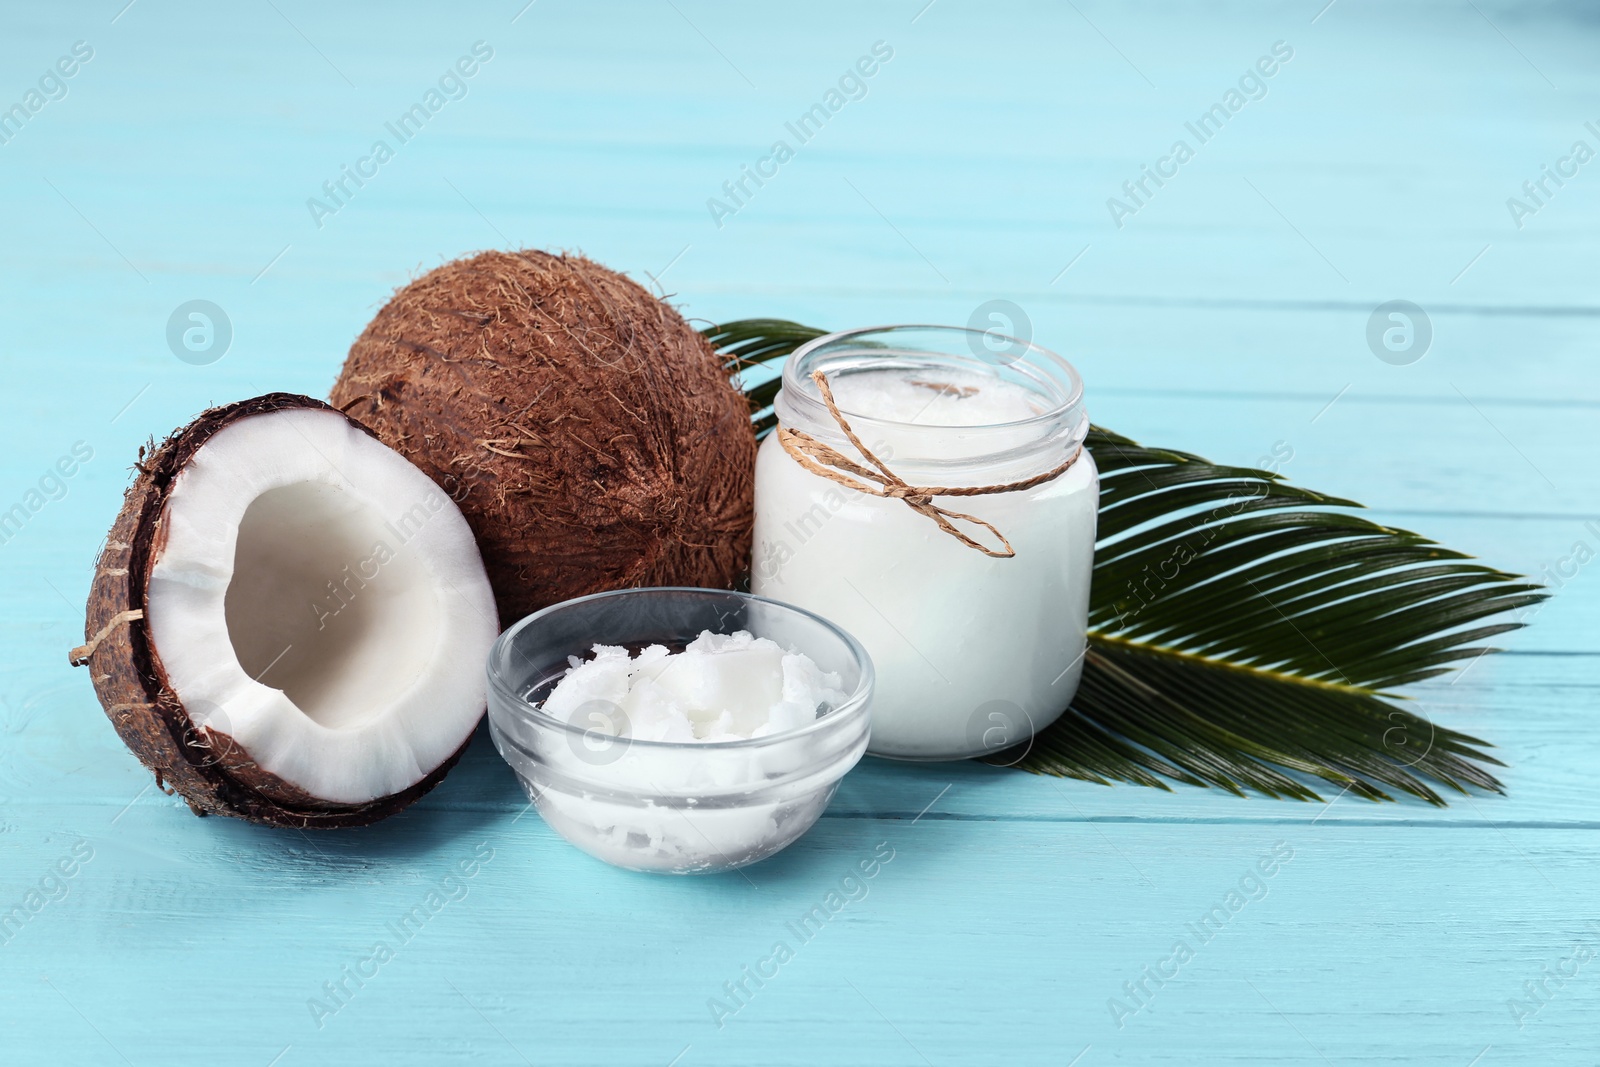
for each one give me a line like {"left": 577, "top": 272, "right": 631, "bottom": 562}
{"left": 774, "top": 331, "right": 1089, "bottom": 484}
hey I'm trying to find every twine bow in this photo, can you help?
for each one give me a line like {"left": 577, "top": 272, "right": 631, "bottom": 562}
{"left": 776, "top": 370, "right": 1082, "bottom": 558}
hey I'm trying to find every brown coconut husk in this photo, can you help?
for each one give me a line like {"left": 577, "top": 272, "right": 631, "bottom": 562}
{"left": 329, "top": 250, "right": 756, "bottom": 626}
{"left": 72, "top": 393, "right": 466, "bottom": 828}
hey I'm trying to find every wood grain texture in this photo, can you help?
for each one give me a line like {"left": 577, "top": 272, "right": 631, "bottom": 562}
{"left": 1, "top": 1, "right": 1596, "bottom": 1063}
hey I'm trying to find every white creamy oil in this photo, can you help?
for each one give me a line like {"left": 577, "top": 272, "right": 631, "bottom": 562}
{"left": 530, "top": 631, "right": 850, "bottom": 871}
{"left": 824, "top": 367, "right": 1044, "bottom": 427}
{"left": 753, "top": 331, "right": 1097, "bottom": 761}
{"left": 541, "top": 630, "right": 847, "bottom": 742}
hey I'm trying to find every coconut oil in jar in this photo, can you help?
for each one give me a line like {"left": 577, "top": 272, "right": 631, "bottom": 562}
{"left": 751, "top": 326, "right": 1096, "bottom": 761}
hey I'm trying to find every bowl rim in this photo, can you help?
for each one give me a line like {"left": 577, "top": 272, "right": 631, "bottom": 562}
{"left": 485, "top": 586, "right": 875, "bottom": 751}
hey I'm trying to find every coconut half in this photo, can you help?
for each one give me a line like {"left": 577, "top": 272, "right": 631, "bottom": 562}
{"left": 74, "top": 394, "right": 498, "bottom": 827}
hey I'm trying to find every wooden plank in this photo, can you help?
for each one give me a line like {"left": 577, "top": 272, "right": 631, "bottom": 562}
{"left": 2, "top": 1, "right": 1597, "bottom": 1064}
{"left": 2, "top": 806, "right": 1597, "bottom": 1065}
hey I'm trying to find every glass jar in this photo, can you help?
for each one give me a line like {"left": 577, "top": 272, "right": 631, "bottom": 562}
{"left": 751, "top": 325, "right": 1096, "bottom": 761}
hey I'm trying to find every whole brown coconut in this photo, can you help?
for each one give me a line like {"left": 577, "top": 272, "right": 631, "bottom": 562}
{"left": 330, "top": 250, "right": 757, "bottom": 625}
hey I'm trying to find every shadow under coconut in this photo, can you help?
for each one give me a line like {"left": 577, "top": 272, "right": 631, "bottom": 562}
{"left": 190, "top": 723, "right": 518, "bottom": 874}
{"left": 428, "top": 718, "right": 530, "bottom": 811}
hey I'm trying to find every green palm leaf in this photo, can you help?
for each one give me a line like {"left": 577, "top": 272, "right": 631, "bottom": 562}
{"left": 704, "top": 319, "right": 1546, "bottom": 805}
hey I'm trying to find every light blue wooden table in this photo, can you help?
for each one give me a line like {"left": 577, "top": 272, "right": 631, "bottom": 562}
{"left": 3, "top": 1, "right": 1596, "bottom": 1063}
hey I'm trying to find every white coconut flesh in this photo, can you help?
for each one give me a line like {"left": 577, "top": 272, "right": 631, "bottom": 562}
{"left": 145, "top": 407, "right": 498, "bottom": 805}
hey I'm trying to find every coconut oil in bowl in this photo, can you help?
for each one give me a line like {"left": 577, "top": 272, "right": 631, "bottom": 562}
{"left": 485, "top": 587, "right": 873, "bottom": 874}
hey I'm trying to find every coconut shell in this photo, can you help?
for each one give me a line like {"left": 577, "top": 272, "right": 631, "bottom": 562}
{"left": 73, "top": 393, "right": 466, "bottom": 828}
{"left": 329, "top": 249, "right": 756, "bottom": 625}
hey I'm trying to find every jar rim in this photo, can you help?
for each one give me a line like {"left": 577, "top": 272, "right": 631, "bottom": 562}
{"left": 783, "top": 323, "right": 1085, "bottom": 432}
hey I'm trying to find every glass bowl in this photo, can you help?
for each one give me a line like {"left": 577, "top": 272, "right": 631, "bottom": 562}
{"left": 485, "top": 587, "right": 874, "bottom": 874}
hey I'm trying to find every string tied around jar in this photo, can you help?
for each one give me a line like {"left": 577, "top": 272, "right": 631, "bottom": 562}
{"left": 775, "top": 369, "right": 1083, "bottom": 558}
